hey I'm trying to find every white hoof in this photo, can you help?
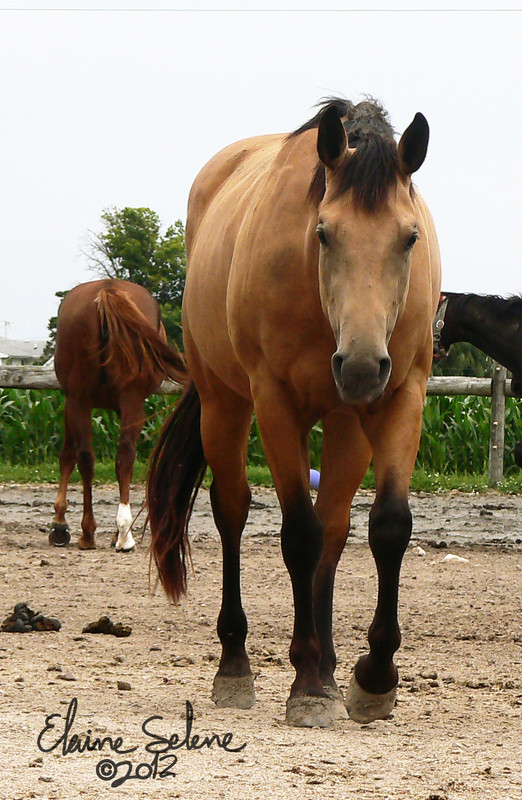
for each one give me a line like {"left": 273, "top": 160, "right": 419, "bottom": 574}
{"left": 115, "top": 531, "right": 136, "bottom": 552}
{"left": 345, "top": 672, "right": 397, "bottom": 723}
{"left": 115, "top": 504, "right": 136, "bottom": 552}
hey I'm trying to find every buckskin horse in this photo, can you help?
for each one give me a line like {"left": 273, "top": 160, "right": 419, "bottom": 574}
{"left": 147, "top": 98, "right": 441, "bottom": 726}
{"left": 50, "top": 279, "right": 185, "bottom": 551}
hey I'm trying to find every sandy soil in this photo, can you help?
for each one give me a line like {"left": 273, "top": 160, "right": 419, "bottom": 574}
{"left": 0, "top": 482, "right": 520, "bottom": 800}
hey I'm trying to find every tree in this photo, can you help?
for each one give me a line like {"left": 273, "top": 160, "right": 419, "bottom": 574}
{"left": 41, "top": 290, "right": 68, "bottom": 362}
{"left": 84, "top": 207, "right": 186, "bottom": 348}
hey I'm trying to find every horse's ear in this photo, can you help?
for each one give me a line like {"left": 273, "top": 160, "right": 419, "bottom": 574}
{"left": 317, "top": 106, "right": 348, "bottom": 170}
{"left": 398, "top": 112, "right": 429, "bottom": 175}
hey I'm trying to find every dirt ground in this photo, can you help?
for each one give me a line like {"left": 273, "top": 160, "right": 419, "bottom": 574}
{"left": 0, "top": 481, "right": 520, "bottom": 800}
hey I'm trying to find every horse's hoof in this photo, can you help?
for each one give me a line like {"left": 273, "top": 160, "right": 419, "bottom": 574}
{"left": 49, "top": 523, "right": 71, "bottom": 547}
{"left": 323, "top": 684, "right": 349, "bottom": 720}
{"left": 115, "top": 530, "right": 136, "bottom": 553}
{"left": 345, "top": 672, "right": 397, "bottom": 723}
{"left": 77, "top": 537, "right": 96, "bottom": 550}
{"left": 211, "top": 674, "right": 256, "bottom": 709}
{"left": 285, "top": 694, "right": 337, "bottom": 728}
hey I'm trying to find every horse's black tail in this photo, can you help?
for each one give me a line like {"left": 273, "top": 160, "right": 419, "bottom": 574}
{"left": 147, "top": 381, "right": 207, "bottom": 602}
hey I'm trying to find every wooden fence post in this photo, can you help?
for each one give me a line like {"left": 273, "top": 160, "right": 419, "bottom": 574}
{"left": 488, "top": 363, "right": 507, "bottom": 486}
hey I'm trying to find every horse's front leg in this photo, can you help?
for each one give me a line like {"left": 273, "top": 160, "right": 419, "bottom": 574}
{"left": 255, "top": 385, "right": 335, "bottom": 728}
{"left": 346, "top": 376, "right": 426, "bottom": 723}
{"left": 313, "top": 409, "right": 372, "bottom": 716}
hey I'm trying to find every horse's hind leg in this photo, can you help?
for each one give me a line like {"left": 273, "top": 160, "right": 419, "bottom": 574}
{"left": 113, "top": 396, "right": 145, "bottom": 552}
{"left": 67, "top": 400, "right": 97, "bottom": 550}
{"left": 199, "top": 382, "right": 255, "bottom": 709}
{"left": 50, "top": 399, "right": 76, "bottom": 546}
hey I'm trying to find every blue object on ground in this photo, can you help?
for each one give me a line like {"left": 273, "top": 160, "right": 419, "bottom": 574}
{"left": 310, "top": 469, "right": 321, "bottom": 490}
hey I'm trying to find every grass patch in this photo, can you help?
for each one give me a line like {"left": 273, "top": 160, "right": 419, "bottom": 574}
{"left": 0, "top": 461, "right": 149, "bottom": 485}
{"left": 2, "top": 460, "right": 522, "bottom": 495}
{"left": 3, "top": 389, "right": 522, "bottom": 490}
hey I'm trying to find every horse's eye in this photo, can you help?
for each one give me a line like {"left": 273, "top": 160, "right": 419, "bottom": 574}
{"left": 405, "top": 232, "right": 419, "bottom": 251}
{"left": 316, "top": 225, "right": 328, "bottom": 246}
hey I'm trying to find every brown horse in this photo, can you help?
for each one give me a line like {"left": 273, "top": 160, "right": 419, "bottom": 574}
{"left": 147, "top": 98, "right": 441, "bottom": 726}
{"left": 50, "top": 279, "right": 185, "bottom": 551}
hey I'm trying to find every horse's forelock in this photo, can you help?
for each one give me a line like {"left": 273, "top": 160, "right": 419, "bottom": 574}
{"left": 306, "top": 139, "right": 401, "bottom": 212}
{"left": 299, "top": 98, "right": 402, "bottom": 212}
{"left": 337, "top": 137, "right": 400, "bottom": 211}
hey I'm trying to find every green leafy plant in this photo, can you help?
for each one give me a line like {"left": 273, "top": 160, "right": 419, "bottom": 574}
{"left": 2, "top": 388, "right": 522, "bottom": 491}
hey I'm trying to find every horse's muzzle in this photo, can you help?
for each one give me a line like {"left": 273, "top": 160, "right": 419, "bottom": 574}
{"left": 331, "top": 350, "right": 392, "bottom": 405}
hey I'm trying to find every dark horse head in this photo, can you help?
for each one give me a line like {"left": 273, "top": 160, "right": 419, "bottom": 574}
{"left": 435, "top": 292, "right": 522, "bottom": 396}
{"left": 435, "top": 291, "right": 522, "bottom": 468}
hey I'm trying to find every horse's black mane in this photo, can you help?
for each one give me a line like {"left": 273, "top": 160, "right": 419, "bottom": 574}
{"left": 290, "top": 97, "right": 402, "bottom": 211}
{"left": 446, "top": 292, "right": 522, "bottom": 326}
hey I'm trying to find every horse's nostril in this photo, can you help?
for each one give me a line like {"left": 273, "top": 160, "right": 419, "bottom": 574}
{"left": 378, "top": 356, "right": 391, "bottom": 384}
{"left": 331, "top": 353, "right": 344, "bottom": 386}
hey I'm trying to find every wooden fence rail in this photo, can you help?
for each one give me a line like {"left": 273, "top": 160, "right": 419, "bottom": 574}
{"left": 0, "top": 367, "right": 183, "bottom": 395}
{"left": 0, "top": 364, "right": 513, "bottom": 486}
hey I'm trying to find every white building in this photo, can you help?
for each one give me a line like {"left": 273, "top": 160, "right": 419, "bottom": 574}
{"left": 0, "top": 337, "right": 46, "bottom": 366}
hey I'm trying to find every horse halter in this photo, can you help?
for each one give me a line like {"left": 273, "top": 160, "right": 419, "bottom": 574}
{"left": 433, "top": 293, "right": 449, "bottom": 359}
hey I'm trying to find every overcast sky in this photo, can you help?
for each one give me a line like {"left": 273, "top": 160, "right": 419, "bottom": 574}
{"left": 0, "top": 4, "right": 520, "bottom": 340}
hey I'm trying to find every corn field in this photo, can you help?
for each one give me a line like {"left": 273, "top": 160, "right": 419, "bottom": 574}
{"left": 1, "top": 388, "right": 522, "bottom": 475}
{"left": 0, "top": 390, "right": 174, "bottom": 466}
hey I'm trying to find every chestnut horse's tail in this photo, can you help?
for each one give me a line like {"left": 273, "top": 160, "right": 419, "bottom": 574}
{"left": 95, "top": 285, "right": 186, "bottom": 387}
{"left": 147, "top": 381, "right": 207, "bottom": 603}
